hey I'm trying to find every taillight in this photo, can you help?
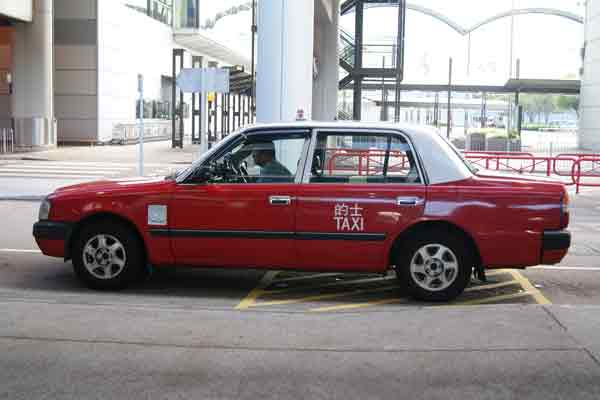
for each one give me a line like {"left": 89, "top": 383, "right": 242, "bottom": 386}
{"left": 560, "top": 191, "right": 570, "bottom": 228}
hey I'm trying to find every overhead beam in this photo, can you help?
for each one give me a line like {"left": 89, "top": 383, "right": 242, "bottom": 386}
{"left": 343, "top": 4, "right": 583, "bottom": 36}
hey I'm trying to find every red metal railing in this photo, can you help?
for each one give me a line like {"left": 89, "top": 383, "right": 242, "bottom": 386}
{"left": 324, "top": 149, "right": 600, "bottom": 193}
{"left": 463, "top": 153, "right": 579, "bottom": 178}
{"left": 326, "top": 149, "right": 409, "bottom": 175}
{"left": 571, "top": 156, "right": 600, "bottom": 193}
{"left": 463, "top": 151, "right": 600, "bottom": 193}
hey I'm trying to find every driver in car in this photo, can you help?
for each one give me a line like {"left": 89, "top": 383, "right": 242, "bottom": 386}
{"left": 251, "top": 141, "right": 292, "bottom": 182}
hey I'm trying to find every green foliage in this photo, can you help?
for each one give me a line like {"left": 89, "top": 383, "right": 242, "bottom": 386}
{"left": 520, "top": 94, "right": 579, "bottom": 120}
{"left": 555, "top": 95, "right": 579, "bottom": 113}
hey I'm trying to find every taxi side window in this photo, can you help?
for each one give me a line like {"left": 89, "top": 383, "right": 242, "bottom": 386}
{"left": 310, "top": 133, "right": 421, "bottom": 184}
{"left": 203, "top": 133, "right": 307, "bottom": 184}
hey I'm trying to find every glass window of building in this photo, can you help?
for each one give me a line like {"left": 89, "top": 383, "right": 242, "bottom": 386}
{"left": 173, "top": 0, "right": 199, "bottom": 30}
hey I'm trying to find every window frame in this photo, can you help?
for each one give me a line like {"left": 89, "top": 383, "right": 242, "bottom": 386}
{"left": 302, "top": 128, "right": 426, "bottom": 185}
{"left": 180, "top": 129, "right": 312, "bottom": 185}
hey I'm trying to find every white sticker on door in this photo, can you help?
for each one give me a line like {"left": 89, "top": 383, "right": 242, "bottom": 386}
{"left": 334, "top": 203, "right": 364, "bottom": 232}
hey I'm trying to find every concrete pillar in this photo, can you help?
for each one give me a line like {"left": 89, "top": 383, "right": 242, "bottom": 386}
{"left": 11, "top": 0, "right": 54, "bottom": 149}
{"left": 313, "top": 0, "right": 339, "bottom": 121}
{"left": 256, "top": 0, "right": 315, "bottom": 123}
{"left": 580, "top": 0, "right": 600, "bottom": 151}
{"left": 0, "top": 27, "right": 13, "bottom": 131}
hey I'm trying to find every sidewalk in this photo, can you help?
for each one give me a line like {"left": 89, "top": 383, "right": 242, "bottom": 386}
{"left": 0, "top": 140, "right": 204, "bottom": 165}
{"left": 0, "top": 141, "right": 205, "bottom": 200}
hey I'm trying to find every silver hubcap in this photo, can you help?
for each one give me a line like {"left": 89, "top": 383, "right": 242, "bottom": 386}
{"left": 410, "top": 244, "right": 459, "bottom": 292}
{"left": 82, "top": 234, "right": 127, "bottom": 280}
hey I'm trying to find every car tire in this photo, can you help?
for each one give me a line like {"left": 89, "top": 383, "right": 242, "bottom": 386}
{"left": 72, "top": 221, "right": 144, "bottom": 290}
{"left": 395, "top": 231, "right": 473, "bottom": 302}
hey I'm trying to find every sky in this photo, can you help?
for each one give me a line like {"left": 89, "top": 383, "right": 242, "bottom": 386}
{"left": 194, "top": 1, "right": 585, "bottom": 85}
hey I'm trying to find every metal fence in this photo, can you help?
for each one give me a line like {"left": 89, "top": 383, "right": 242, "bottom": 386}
{"left": 462, "top": 151, "right": 600, "bottom": 194}
{"left": 0, "top": 128, "right": 14, "bottom": 154}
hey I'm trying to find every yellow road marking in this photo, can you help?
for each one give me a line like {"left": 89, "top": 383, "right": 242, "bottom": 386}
{"left": 464, "top": 280, "right": 519, "bottom": 292}
{"left": 249, "top": 285, "right": 401, "bottom": 307}
{"left": 508, "top": 270, "right": 551, "bottom": 305}
{"left": 262, "top": 275, "right": 395, "bottom": 295}
{"left": 485, "top": 269, "right": 512, "bottom": 277}
{"left": 234, "top": 271, "right": 278, "bottom": 310}
{"left": 0, "top": 249, "right": 41, "bottom": 253}
{"left": 452, "top": 291, "right": 532, "bottom": 306}
{"left": 311, "top": 298, "right": 406, "bottom": 312}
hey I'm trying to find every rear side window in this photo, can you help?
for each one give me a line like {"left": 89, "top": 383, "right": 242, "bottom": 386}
{"left": 309, "top": 132, "right": 421, "bottom": 184}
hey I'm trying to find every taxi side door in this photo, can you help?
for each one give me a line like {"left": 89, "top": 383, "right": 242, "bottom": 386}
{"left": 167, "top": 129, "right": 311, "bottom": 269}
{"left": 294, "top": 129, "right": 427, "bottom": 273}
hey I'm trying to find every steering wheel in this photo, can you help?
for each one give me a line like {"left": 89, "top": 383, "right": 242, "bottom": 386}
{"left": 238, "top": 162, "right": 249, "bottom": 182}
{"left": 229, "top": 161, "right": 248, "bottom": 184}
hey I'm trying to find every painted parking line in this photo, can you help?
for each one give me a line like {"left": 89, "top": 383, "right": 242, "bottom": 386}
{"left": 234, "top": 271, "right": 278, "bottom": 310}
{"left": 509, "top": 270, "right": 551, "bottom": 305}
{"left": 464, "top": 280, "right": 520, "bottom": 292}
{"left": 452, "top": 291, "right": 533, "bottom": 306}
{"left": 531, "top": 266, "right": 600, "bottom": 271}
{"left": 0, "top": 249, "right": 41, "bottom": 253}
{"left": 311, "top": 298, "right": 407, "bottom": 312}
{"left": 235, "top": 268, "right": 551, "bottom": 312}
{"left": 252, "top": 285, "right": 400, "bottom": 308}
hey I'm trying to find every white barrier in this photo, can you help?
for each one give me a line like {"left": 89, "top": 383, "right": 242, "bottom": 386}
{"left": 0, "top": 128, "right": 15, "bottom": 154}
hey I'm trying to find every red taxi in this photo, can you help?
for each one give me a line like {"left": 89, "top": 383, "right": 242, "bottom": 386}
{"left": 33, "top": 122, "right": 571, "bottom": 301}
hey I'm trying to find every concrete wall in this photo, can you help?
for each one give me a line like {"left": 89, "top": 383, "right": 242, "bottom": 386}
{"left": 54, "top": 0, "right": 98, "bottom": 143}
{"left": 97, "top": 1, "right": 175, "bottom": 142}
{"left": 580, "top": 0, "right": 600, "bottom": 151}
{"left": 0, "top": 0, "right": 33, "bottom": 22}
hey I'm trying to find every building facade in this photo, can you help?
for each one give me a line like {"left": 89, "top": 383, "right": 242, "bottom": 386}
{"left": 0, "top": 0, "right": 249, "bottom": 148}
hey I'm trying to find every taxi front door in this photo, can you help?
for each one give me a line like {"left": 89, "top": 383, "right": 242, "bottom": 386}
{"left": 167, "top": 130, "right": 309, "bottom": 269}
{"left": 169, "top": 183, "right": 298, "bottom": 268}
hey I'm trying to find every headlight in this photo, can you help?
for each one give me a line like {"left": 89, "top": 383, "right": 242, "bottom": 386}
{"left": 39, "top": 198, "right": 51, "bottom": 221}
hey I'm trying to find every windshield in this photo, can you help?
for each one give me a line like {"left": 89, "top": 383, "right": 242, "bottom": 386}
{"left": 173, "top": 131, "right": 243, "bottom": 182}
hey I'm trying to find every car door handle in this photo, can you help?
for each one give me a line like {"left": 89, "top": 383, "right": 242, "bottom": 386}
{"left": 397, "top": 196, "right": 424, "bottom": 206}
{"left": 269, "top": 195, "right": 292, "bottom": 206}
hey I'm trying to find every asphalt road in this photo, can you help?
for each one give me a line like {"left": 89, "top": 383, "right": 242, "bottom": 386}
{"left": 2, "top": 197, "right": 600, "bottom": 399}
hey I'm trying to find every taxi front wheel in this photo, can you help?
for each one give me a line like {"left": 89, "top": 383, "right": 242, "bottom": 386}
{"left": 72, "top": 221, "right": 144, "bottom": 290}
{"left": 396, "top": 232, "right": 473, "bottom": 302}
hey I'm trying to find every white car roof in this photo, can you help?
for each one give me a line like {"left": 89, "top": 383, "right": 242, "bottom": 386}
{"left": 243, "top": 121, "right": 473, "bottom": 185}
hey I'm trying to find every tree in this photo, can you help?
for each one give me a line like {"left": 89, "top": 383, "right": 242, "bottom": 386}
{"left": 555, "top": 95, "right": 580, "bottom": 116}
{"left": 520, "top": 94, "right": 557, "bottom": 124}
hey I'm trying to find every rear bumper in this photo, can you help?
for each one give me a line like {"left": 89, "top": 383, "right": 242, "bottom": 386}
{"left": 541, "top": 230, "right": 571, "bottom": 265}
{"left": 33, "top": 221, "right": 72, "bottom": 258}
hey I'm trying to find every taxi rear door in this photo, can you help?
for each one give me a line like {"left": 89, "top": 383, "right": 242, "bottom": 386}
{"left": 294, "top": 129, "right": 426, "bottom": 272}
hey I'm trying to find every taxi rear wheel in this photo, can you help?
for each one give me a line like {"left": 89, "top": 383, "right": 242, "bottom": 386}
{"left": 395, "top": 232, "right": 473, "bottom": 302}
{"left": 72, "top": 221, "right": 144, "bottom": 290}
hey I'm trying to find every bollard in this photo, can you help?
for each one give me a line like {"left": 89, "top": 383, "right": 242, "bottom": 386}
{"left": 10, "top": 128, "right": 14, "bottom": 153}
{"left": 1, "top": 128, "right": 5, "bottom": 154}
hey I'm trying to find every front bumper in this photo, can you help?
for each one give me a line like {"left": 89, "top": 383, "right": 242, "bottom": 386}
{"left": 33, "top": 221, "right": 73, "bottom": 258}
{"left": 541, "top": 230, "right": 571, "bottom": 265}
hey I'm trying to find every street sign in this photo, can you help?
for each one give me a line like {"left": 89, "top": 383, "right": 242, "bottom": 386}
{"left": 176, "top": 68, "right": 230, "bottom": 94}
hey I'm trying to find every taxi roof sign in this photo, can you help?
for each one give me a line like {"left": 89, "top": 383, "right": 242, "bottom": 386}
{"left": 176, "top": 68, "right": 230, "bottom": 94}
